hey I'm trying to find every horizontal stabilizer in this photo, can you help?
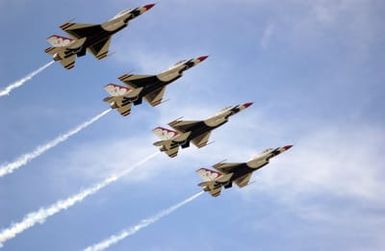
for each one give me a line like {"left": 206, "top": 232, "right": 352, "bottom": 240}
{"left": 103, "top": 96, "right": 132, "bottom": 116}
{"left": 197, "top": 180, "right": 222, "bottom": 197}
{"left": 49, "top": 54, "right": 76, "bottom": 70}
{"left": 153, "top": 139, "right": 179, "bottom": 158}
{"left": 165, "top": 147, "right": 179, "bottom": 158}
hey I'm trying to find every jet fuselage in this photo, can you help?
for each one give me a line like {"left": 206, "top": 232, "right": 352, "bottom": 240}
{"left": 177, "top": 120, "right": 225, "bottom": 148}
{"left": 60, "top": 4, "right": 155, "bottom": 58}
{"left": 217, "top": 145, "right": 293, "bottom": 189}
{"left": 119, "top": 57, "right": 206, "bottom": 105}
{"left": 66, "top": 16, "right": 131, "bottom": 57}
{"left": 120, "top": 75, "right": 181, "bottom": 105}
{"left": 174, "top": 103, "right": 253, "bottom": 148}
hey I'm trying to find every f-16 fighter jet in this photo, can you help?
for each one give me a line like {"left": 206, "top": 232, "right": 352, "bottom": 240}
{"left": 196, "top": 145, "right": 293, "bottom": 197}
{"left": 103, "top": 56, "right": 208, "bottom": 116}
{"left": 152, "top": 102, "right": 253, "bottom": 158}
{"left": 45, "top": 3, "right": 156, "bottom": 69}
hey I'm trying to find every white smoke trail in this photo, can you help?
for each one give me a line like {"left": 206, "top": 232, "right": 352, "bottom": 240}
{"left": 84, "top": 191, "right": 204, "bottom": 251}
{"left": 0, "top": 152, "right": 159, "bottom": 247}
{"left": 0, "top": 61, "right": 55, "bottom": 97}
{"left": 0, "top": 109, "right": 111, "bottom": 178}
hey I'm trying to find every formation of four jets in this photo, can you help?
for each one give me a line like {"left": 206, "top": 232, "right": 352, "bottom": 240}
{"left": 44, "top": 3, "right": 292, "bottom": 197}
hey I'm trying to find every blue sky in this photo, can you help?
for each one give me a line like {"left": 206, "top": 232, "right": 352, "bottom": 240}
{"left": 1, "top": 0, "right": 385, "bottom": 250}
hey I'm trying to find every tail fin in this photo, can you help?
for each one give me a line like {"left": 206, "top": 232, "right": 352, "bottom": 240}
{"left": 196, "top": 168, "right": 223, "bottom": 182}
{"left": 47, "top": 35, "right": 74, "bottom": 47}
{"left": 152, "top": 127, "right": 179, "bottom": 140}
{"left": 104, "top": 83, "right": 132, "bottom": 97}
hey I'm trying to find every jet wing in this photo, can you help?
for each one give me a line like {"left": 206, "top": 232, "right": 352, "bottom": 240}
{"left": 118, "top": 74, "right": 158, "bottom": 89}
{"left": 168, "top": 120, "right": 202, "bottom": 133}
{"left": 191, "top": 132, "right": 211, "bottom": 148}
{"left": 60, "top": 22, "right": 105, "bottom": 39}
{"left": 213, "top": 162, "right": 243, "bottom": 174}
{"left": 144, "top": 87, "right": 166, "bottom": 107}
{"left": 88, "top": 37, "right": 111, "bottom": 60}
{"left": 234, "top": 173, "right": 253, "bottom": 188}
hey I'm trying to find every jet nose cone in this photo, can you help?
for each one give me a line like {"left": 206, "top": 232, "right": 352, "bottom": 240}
{"left": 283, "top": 145, "right": 293, "bottom": 151}
{"left": 243, "top": 102, "right": 253, "bottom": 108}
{"left": 197, "top": 55, "right": 209, "bottom": 62}
{"left": 143, "top": 3, "right": 156, "bottom": 10}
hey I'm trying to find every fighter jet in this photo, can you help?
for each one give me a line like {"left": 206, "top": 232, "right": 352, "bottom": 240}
{"left": 196, "top": 145, "right": 293, "bottom": 197}
{"left": 103, "top": 56, "right": 209, "bottom": 116}
{"left": 45, "top": 3, "right": 156, "bottom": 69}
{"left": 152, "top": 102, "right": 253, "bottom": 158}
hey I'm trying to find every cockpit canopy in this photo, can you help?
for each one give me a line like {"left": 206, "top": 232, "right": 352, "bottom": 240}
{"left": 111, "top": 9, "right": 131, "bottom": 20}
{"left": 261, "top": 148, "right": 273, "bottom": 154}
{"left": 249, "top": 148, "right": 273, "bottom": 160}
{"left": 167, "top": 60, "right": 187, "bottom": 70}
{"left": 214, "top": 106, "right": 232, "bottom": 116}
{"left": 175, "top": 60, "right": 187, "bottom": 66}
{"left": 220, "top": 106, "right": 232, "bottom": 112}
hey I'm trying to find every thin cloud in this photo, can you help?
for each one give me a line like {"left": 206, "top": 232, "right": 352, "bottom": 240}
{"left": 0, "top": 109, "right": 111, "bottom": 178}
{"left": 0, "top": 152, "right": 159, "bottom": 247}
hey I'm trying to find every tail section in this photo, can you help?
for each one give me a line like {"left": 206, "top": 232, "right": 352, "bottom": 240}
{"left": 45, "top": 36, "right": 86, "bottom": 70}
{"left": 103, "top": 84, "right": 144, "bottom": 117}
{"left": 196, "top": 168, "right": 233, "bottom": 197}
{"left": 152, "top": 128, "right": 192, "bottom": 158}
{"left": 196, "top": 168, "right": 223, "bottom": 197}
{"left": 152, "top": 127, "right": 181, "bottom": 158}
